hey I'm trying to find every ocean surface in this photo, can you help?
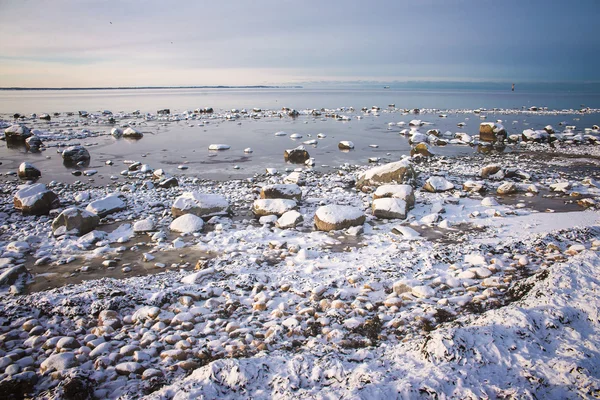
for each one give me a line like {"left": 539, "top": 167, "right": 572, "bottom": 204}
{"left": 1, "top": 87, "right": 599, "bottom": 182}
{"left": 1, "top": 87, "right": 600, "bottom": 114}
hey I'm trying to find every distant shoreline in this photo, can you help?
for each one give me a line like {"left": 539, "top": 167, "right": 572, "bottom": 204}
{"left": 0, "top": 85, "right": 303, "bottom": 91}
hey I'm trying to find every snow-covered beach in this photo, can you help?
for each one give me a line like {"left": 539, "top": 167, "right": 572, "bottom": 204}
{"left": 1, "top": 104, "right": 599, "bottom": 399}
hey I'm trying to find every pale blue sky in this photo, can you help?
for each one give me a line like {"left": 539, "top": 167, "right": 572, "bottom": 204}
{"left": 0, "top": 0, "right": 597, "bottom": 87}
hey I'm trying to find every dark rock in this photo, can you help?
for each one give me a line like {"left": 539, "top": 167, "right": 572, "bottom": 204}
{"left": 13, "top": 183, "right": 59, "bottom": 215}
{"left": 52, "top": 207, "right": 100, "bottom": 236}
{"left": 284, "top": 146, "right": 310, "bottom": 163}
{"left": 17, "top": 162, "right": 41, "bottom": 180}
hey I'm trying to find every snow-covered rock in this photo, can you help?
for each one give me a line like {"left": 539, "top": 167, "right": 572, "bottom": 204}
{"left": 423, "top": 176, "right": 454, "bottom": 192}
{"left": 17, "top": 162, "right": 41, "bottom": 180}
{"left": 51, "top": 207, "right": 100, "bottom": 236}
{"left": 133, "top": 217, "right": 155, "bottom": 233}
{"left": 171, "top": 192, "right": 230, "bottom": 218}
{"left": 372, "top": 198, "right": 408, "bottom": 219}
{"left": 276, "top": 210, "right": 304, "bottom": 229}
{"left": 252, "top": 199, "right": 297, "bottom": 217}
{"left": 314, "top": 205, "right": 365, "bottom": 231}
{"left": 4, "top": 124, "right": 31, "bottom": 140}
{"left": 284, "top": 146, "right": 310, "bottom": 163}
{"left": 338, "top": 141, "right": 354, "bottom": 150}
{"left": 208, "top": 144, "right": 230, "bottom": 150}
{"left": 170, "top": 214, "right": 205, "bottom": 234}
{"left": 123, "top": 127, "right": 143, "bottom": 138}
{"left": 356, "top": 159, "right": 416, "bottom": 189}
{"left": 373, "top": 184, "right": 415, "bottom": 208}
{"left": 260, "top": 184, "right": 302, "bottom": 201}
{"left": 13, "top": 183, "right": 59, "bottom": 215}
{"left": 479, "top": 122, "right": 506, "bottom": 142}
{"left": 86, "top": 194, "right": 126, "bottom": 218}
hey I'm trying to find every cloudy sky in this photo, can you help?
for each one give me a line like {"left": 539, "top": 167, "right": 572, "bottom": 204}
{"left": 0, "top": 0, "right": 598, "bottom": 87}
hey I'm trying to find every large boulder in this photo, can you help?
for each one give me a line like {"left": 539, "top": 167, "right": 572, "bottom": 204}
{"left": 372, "top": 198, "right": 408, "bottom": 219}
{"left": 170, "top": 214, "right": 204, "bottom": 234}
{"left": 423, "top": 176, "right": 454, "bottom": 193}
{"left": 4, "top": 125, "right": 31, "bottom": 140}
{"left": 356, "top": 159, "right": 416, "bottom": 190}
{"left": 373, "top": 184, "right": 415, "bottom": 208}
{"left": 252, "top": 199, "right": 297, "bottom": 217}
{"left": 314, "top": 205, "right": 365, "bottom": 231}
{"left": 86, "top": 194, "right": 126, "bottom": 218}
{"left": 260, "top": 184, "right": 302, "bottom": 201}
{"left": 51, "top": 207, "right": 100, "bottom": 236}
{"left": 479, "top": 122, "right": 507, "bottom": 143}
{"left": 14, "top": 184, "right": 59, "bottom": 215}
{"left": 62, "top": 146, "right": 90, "bottom": 163}
{"left": 17, "top": 162, "right": 41, "bottom": 180}
{"left": 284, "top": 146, "right": 310, "bottom": 163}
{"left": 171, "top": 192, "right": 230, "bottom": 218}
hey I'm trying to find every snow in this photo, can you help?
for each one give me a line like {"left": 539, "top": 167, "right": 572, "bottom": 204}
{"left": 359, "top": 159, "right": 412, "bottom": 182}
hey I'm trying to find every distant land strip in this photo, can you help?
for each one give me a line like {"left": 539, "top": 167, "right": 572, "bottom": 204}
{"left": 0, "top": 85, "right": 303, "bottom": 91}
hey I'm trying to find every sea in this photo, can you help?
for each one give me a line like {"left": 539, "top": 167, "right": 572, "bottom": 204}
{"left": 1, "top": 86, "right": 599, "bottom": 182}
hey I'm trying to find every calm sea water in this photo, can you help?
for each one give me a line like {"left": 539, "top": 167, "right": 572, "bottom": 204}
{"left": 1, "top": 88, "right": 599, "bottom": 183}
{"left": 1, "top": 87, "right": 599, "bottom": 114}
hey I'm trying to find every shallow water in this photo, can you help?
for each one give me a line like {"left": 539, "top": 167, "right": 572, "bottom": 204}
{"left": 1, "top": 107, "right": 598, "bottom": 184}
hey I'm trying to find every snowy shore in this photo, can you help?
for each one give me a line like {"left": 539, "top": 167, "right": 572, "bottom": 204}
{"left": 0, "top": 107, "right": 599, "bottom": 398}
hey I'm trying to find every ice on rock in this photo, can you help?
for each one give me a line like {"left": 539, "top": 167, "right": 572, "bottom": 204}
{"left": 170, "top": 214, "right": 204, "bottom": 234}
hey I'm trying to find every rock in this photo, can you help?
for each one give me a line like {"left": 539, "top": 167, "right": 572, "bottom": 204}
{"left": 208, "top": 144, "right": 230, "bottom": 150}
{"left": 463, "top": 180, "right": 485, "bottom": 192}
{"left": 123, "top": 127, "right": 143, "bottom": 138}
{"left": 98, "top": 310, "right": 122, "bottom": 329}
{"left": 171, "top": 192, "right": 230, "bottom": 218}
{"left": 260, "top": 184, "right": 302, "bottom": 201}
{"left": 411, "top": 142, "right": 433, "bottom": 157}
{"left": 549, "top": 182, "right": 572, "bottom": 192}
{"left": 276, "top": 210, "right": 304, "bottom": 229}
{"left": 522, "top": 129, "right": 549, "bottom": 142}
{"left": 338, "top": 141, "right": 354, "bottom": 150}
{"left": 111, "top": 127, "right": 123, "bottom": 137}
{"left": 4, "top": 125, "right": 31, "bottom": 140}
{"left": 391, "top": 225, "right": 420, "bottom": 239}
{"left": 412, "top": 285, "right": 435, "bottom": 298}
{"left": 51, "top": 207, "right": 100, "bottom": 236}
{"left": 170, "top": 214, "right": 204, "bottom": 233}
{"left": 17, "top": 162, "right": 41, "bottom": 180}
{"left": 372, "top": 198, "right": 408, "bottom": 219}
{"left": 40, "top": 352, "right": 78, "bottom": 373}
{"left": 116, "top": 362, "right": 144, "bottom": 375}
{"left": 314, "top": 205, "right": 365, "bottom": 231}
{"left": 158, "top": 177, "right": 179, "bottom": 188}
{"left": 0, "top": 372, "right": 38, "bottom": 399}
{"left": 372, "top": 184, "right": 415, "bottom": 208}
{"left": 283, "top": 172, "right": 305, "bottom": 186}
{"left": 0, "top": 265, "right": 30, "bottom": 288}
{"left": 14, "top": 183, "right": 59, "bottom": 215}
{"left": 480, "top": 164, "right": 502, "bottom": 178}
{"left": 284, "top": 146, "right": 310, "bottom": 163}
{"left": 25, "top": 136, "right": 43, "bottom": 152}
{"left": 356, "top": 159, "right": 416, "bottom": 189}
{"left": 62, "top": 146, "right": 90, "bottom": 163}
{"left": 133, "top": 217, "right": 155, "bottom": 232}
{"left": 479, "top": 122, "right": 506, "bottom": 143}
{"left": 423, "top": 176, "right": 454, "bottom": 193}
{"left": 497, "top": 182, "right": 517, "bottom": 195}
{"left": 86, "top": 194, "right": 126, "bottom": 217}
{"left": 409, "top": 132, "right": 428, "bottom": 145}
{"left": 481, "top": 197, "right": 499, "bottom": 206}
{"left": 252, "top": 199, "right": 297, "bottom": 217}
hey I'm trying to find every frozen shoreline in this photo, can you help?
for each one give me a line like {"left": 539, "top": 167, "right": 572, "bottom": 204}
{"left": 0, "top": 105, "right": 599, "bottom": 398}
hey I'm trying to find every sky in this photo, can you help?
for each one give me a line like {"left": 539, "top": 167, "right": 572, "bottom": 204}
{"left": 0, "top": 0, "right": 598, "bottom": 88}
